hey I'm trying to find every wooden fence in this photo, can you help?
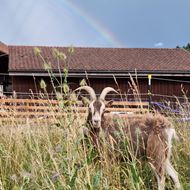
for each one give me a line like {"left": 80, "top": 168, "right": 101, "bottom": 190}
{"left": 0, "top": 98, "right": 149, "bottom": 119}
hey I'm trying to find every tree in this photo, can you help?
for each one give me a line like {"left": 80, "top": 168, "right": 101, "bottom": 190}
{"left": 177, "top": 43, "right": 190, "bottom": 51}
{"left": 183, "top": 43, "right": 190, "bottom": 51}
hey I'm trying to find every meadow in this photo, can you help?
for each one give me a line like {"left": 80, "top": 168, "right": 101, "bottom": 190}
{"left": 0, "top": 103, "right": 189, "bottom": 190}
{"left": 0, "top": 48, "right": 189, "bottom": 189}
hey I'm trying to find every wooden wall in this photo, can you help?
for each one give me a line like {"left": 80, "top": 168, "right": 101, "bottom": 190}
{"left": 10, "top": 76, "right": 190, "bottom": 101}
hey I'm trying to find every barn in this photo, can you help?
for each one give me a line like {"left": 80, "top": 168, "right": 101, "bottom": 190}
{"left": 1, "top": 41, "right": 190, "bottom": 101}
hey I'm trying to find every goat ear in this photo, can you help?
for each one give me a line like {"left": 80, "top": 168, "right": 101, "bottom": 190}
{"left": 81, "top": 96, "right": 90, "bottom": 106}
{"left": 106, "top": 100, "right": 114, "bottom": 107}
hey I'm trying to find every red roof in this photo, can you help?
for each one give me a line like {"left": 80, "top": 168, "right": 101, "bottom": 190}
{"left": 8, "top": 45, "right": 190, "bottom": 73}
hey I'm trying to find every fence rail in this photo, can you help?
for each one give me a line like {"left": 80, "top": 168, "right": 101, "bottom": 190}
{"left": 0, "top": 98, "right": 149, "bottom": 118}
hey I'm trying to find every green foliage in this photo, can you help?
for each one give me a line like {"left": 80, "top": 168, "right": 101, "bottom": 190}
{"left": 40, "top": 79, "right": 47, "bottom": 90}
{"left": 79, "top": 79, "right": 87, "bottom": 87}
{"left": 183, "top": 43, "right": 190, "bottom": 51}
{"left": 33, "top": 46, "right": 79, "bottom": 107}
{"left": 177, "top": 42, "right": 190, "bottom": 52}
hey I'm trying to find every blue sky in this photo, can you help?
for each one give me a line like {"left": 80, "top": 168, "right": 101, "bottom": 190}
{"left": 0, "top": 0, "right": 190, "bottom": 48}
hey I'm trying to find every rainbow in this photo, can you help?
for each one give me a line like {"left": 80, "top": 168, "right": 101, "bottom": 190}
{"left": 57, "top": 0, "right": 123, "bottom": 47}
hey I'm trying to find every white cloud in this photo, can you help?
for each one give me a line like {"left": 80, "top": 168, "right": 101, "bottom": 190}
{"left": 154, "top": 42, "right": 164, "bottom": 47}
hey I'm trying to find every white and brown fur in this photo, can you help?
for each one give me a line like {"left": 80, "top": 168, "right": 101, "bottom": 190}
{"left": 75, "top": 86, "right": 181, "bottom": 190}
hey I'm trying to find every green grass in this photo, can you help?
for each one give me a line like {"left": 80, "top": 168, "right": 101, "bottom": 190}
{"left": 0, "top": 109, "right": 189, "bottom": 190}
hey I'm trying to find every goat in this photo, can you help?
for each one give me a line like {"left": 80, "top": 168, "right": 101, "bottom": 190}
{"left": 75, "top": 86, "right": 181, "bottom": 190}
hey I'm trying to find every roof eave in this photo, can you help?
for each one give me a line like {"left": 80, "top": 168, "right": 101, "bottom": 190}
{"left": 0, "top": 42, "right": 9, "bottom": 54}
{"left": 8, "top": 70, "right": 190, "bottom": 78}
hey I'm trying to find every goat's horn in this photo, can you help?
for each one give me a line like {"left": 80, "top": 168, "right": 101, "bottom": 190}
{"left": 74, "top": 86, "right": 96, "bottom": 100}
{"left": 99, "top": 87, "right": 118, "bottom": 100}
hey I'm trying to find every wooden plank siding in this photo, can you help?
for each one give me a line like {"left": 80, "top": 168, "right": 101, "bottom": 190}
{"left": 11, "top": 76, "right": 146, "bottom": 96}
{"left": 9, "top": 76, "right": 190, "bottom": 101}
{"left": 151, "top": 77, "right": 190, "bottom": 98}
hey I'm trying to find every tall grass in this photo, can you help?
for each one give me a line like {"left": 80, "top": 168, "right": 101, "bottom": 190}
{"left": 0, "top": 102, "right": 190, "bottom": 190}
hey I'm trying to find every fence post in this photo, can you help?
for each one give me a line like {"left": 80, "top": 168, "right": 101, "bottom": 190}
{"left": 148, "top": 74, "right": 152, "bottom": 108}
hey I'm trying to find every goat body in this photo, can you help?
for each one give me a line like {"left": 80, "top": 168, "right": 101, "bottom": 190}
{"left": 75, "top": 86, "right": 181, "bottom": 190}
{"left": 88, "top": 113, "right": 180, "bottom": 190}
